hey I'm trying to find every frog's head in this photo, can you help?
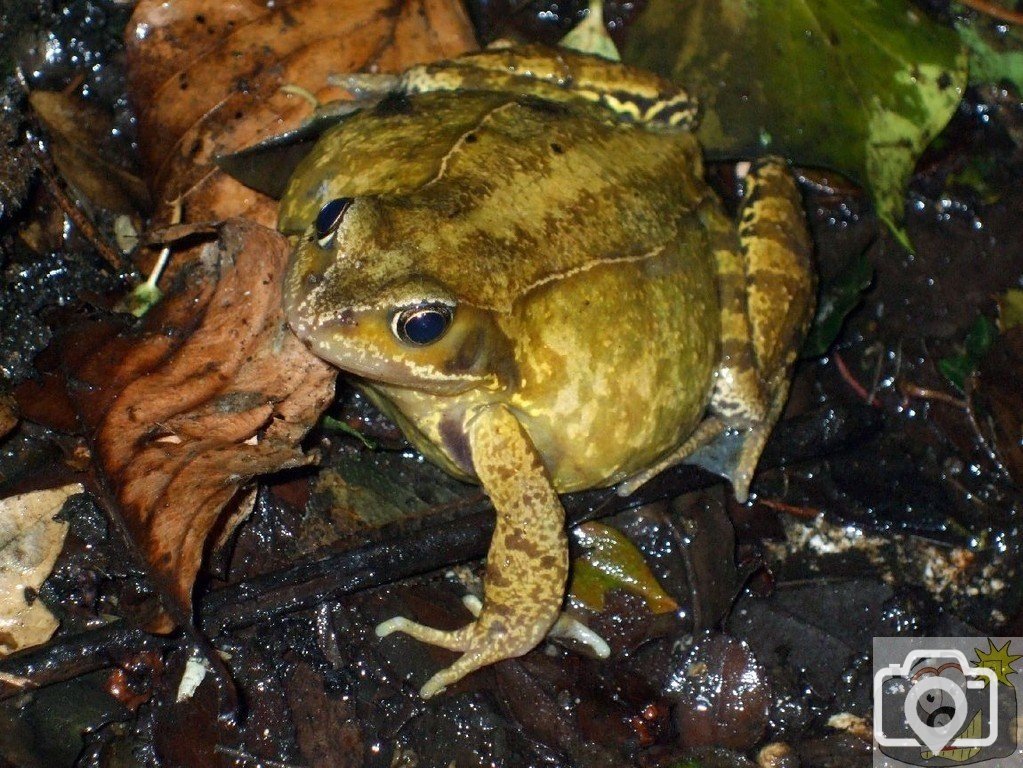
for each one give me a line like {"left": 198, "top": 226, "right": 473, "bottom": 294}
{"left": 283, "top": 195, "right": 514, "bottom": 395}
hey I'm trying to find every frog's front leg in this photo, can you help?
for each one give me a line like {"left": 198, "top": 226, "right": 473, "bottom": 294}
{"left": 376, "top": 404, "right": 568, "bottom": 699}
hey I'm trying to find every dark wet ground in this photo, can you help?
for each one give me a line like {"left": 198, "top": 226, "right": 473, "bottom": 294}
{"left": 0, "top": 1, "right": 1021, "bottom": 767}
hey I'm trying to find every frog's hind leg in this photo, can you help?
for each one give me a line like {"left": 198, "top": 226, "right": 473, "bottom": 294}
{"left": 376, "top": 404, "right": 569, "bottom": 698}
{"left": 711, "top": 157, "right": 815, "bottom": 501}
{"left": 617, "top": 159, "right": 813, "bottom": 502}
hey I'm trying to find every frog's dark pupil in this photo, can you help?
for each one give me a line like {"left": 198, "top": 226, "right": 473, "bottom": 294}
{"left": 315, "top": 197, "right": 352, "bottom": 240}
{"left": 397, "top": 305, "right": 451, "bottom": 346}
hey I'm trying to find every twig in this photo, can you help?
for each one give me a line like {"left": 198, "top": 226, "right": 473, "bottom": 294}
{"left": 899, "top": 380, "right": 969, "bottom": 410}
{"left": 957, "top": 0, "right": 1023, "bottom": 25}
{"left": 214, "top": 746, "right": 307, "bottom": 768}
{"left": 833, "top": 351, "right": 878, "bottom": 406}
{"left": 0, "top": 624, "right": 172, "bottom": 701}
{"left": 757, "top": 498, "right": 821, "bottom": 520}
{"left": 31, "top": 146, "right": 130, "bottom": 273}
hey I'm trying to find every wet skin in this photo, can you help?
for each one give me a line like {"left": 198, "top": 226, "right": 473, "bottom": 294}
{"left": 279, "top": 44, "right": 815, "bottom": 697}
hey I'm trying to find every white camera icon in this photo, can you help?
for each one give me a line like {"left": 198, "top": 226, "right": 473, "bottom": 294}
{"left": 874, "top": 649, "right": 998, "bottom": 755}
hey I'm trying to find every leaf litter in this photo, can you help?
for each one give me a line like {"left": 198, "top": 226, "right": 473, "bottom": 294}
{"left": 0, "top": 0, "right": 1022, "bottom": 766}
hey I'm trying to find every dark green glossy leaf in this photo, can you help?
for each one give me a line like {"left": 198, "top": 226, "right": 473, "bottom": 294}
{"left": 956, "top": 20, "right": 1023, "bottom": 88}
{"left": 803, "top": 252, "right": 874, "bottom": 356}
{"left": 623, "top": 0, "right": 967, "bottom": 250}
{"left": 939, "top": 314, "right": 996, "bottom": 391}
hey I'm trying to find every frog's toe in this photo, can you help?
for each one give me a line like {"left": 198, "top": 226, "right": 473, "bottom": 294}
{"left": 379, "top": 613, "right": 550, "bottom": 698}
{"left": 375, "top": 615, "right": 470, "bottom": 652}
{"left": 549, "top": 613, "right": 610, "bottom": 658}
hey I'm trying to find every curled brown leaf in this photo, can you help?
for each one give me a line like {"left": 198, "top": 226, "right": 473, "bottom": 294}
{"left": 95, "top": 221, "right": 335, "bottom": 620}
{"left": 18, "top": 221, "right": 335, "bottom": 624}
{"left": 125, "top": 0, "right": 477, "bottom": 231}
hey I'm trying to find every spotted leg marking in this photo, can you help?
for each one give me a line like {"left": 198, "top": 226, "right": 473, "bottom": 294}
{"left": 376, "top": 404, "right": 568, "bottom": 698}
{"left": 714, "top": 158, "right": 815, "bottom": 501}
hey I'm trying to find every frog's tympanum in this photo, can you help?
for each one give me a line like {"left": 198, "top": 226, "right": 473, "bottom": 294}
{"left": 277, "top": 44, "right": 815, "bottom": 697}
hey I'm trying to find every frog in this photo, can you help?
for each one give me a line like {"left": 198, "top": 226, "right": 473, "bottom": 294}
{"left": 275, "top": 43, "right": 815, "bottom": 698}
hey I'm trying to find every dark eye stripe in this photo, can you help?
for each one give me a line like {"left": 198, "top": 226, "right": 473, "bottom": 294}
{"left": 315, "top": 197, "right": 353, "bottom": 245}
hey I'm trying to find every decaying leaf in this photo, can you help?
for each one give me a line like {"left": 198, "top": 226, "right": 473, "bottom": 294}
{"left": 969, "top": 325, "right": 1023, "bottom": 487}
{"left": 623, "top": 0, "right": 967, "bottom": 249}
{"left": 125, "top": 0, "right": 477, "bottom": 232}
{"left": 569, "top": 522, "right": 678, "bottom": 615}
{"left": 17, "top": 222, "right": 336, "bottom": 624}
{"left": 0, "top": 483, "right": 81, "bottom": 656}
{"left": 803, "top": 252, "right": 874, "bottom": 357}
{"left": 97, "top": 221, "right": 335, "bottom": 620}
{"left": 0, "top": 394, "right": 16, "bottom": 441}
{"left": 28, "top": 90, "right": 151, "bottom": 215}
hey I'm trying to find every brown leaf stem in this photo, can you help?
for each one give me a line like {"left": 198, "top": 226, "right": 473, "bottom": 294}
{"left": 957, "top": 0, "right": 1023, "bottom": 25}
{"left": 32, "top": 146, "right": 131, "bottom": 274}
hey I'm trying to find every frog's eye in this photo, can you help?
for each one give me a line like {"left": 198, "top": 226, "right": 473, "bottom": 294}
{"left": 315, "top": 197, "right": 353, "bottom": 247}
{"left": 392, "top": 304, "right": 453, "bottom": 346}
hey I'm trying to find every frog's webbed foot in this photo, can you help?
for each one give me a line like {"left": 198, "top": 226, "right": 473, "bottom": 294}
{"left": 376, "top": 603, "right": 552, "bottom": 699}
{"left": 376, "top": 404, "right": 570, "bottom": 698}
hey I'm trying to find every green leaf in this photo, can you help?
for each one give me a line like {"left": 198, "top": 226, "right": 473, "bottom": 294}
{"left": 803, "top": 252, "right": 874, "bottom": 356}
{"left": 623, "top": 0, "right": 967, "bottom": 251}
{"left": 955, "top": 19, "right": 1023, "bottom": 89}
{"left": 560, "top": 0, "right": 621, "bottom": 62}
{"left": 322, "top": 415, "right": 378, "bottom": 450}
{"left": 938, "top": 314, "right": 996, "bottom": 391}
{"left": 568, "top": 522, "right": 678, "bottom": 614}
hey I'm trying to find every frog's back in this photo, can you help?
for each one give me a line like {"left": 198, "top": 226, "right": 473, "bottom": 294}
{"left": 280, "top": 89, "right": 710, "bottom": 314}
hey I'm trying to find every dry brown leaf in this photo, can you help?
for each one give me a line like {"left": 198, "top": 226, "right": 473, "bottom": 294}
{"left": 29, "top": 90, "right": 151, "bottom": 215}
{"left": 0, "top": 483, "right": 81, "bottom": 656}
{"left": 17, "top": 222, "right": 336, "bottom": 625}
{"left": 61, "top": 0, "right": 473, "bottom": 623}
{"left": 125, "top": 0, "right": 477, "bottom": 231}
{"left": 969, "top": 326, "right": 1023, "bottom": 487}
{"left": 0, "top": 394, "right": 16, "bottom": 441}
{"left": 92, "top": 221, "right": 335, "bottom": 622}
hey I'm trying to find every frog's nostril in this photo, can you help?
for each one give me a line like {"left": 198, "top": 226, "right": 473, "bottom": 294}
{"left": 304, "top": 272, "right": 322, "bottom": 288}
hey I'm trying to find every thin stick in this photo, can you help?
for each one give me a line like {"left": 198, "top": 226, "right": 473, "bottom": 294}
{"left": 143, "top": 197, "right": 181, "bottom": 289}
{"left": 958, "top": 0, "right": 1023, "bottom": 25}
{"left": 758, "top": 497, "right": 821, "bottom": 520}
{"left": 214, "top": 746, "right": 307, "bottom": 768}
{"left": 833, "top": 351, "right": 879, "bottom": 406}
{"left": 32, "top": 147, "right": 129, "bottom": 273}
{"left": 899, "top": 381, "right": 969, "bottom": 410}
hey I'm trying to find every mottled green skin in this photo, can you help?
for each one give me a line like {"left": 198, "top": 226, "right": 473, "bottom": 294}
{"left": 280, "top": 45, "right": 814, "bottom": 697}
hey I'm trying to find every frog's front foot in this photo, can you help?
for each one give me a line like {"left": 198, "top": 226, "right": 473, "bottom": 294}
{"left": 376, "top": 595, "right": 560, "bottom": 698}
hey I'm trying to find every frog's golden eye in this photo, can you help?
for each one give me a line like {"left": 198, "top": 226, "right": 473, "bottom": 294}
{"left": 392, "top": 304, "right": 453, "bottom": 346}
{"left": 315, "top": 197, "right": 353, "bottom": 247}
